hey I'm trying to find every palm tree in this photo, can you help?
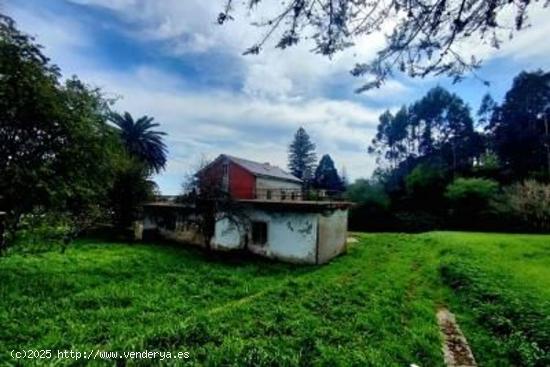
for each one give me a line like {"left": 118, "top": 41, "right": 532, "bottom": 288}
{"left": 109, "top": 112, "right": 168, "bottom": 173}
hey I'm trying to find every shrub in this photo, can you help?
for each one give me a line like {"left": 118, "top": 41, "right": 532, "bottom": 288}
{"left": 345, "top": 179, "right": 390, "bottom": 208}
{"left": 405, "top": 163, "right": 446, "bottom": 196}
{"left": 13, "top": 211, "right": 72, "bottom": 253}
{"left": 445, "top": 178, "right": 500, "bottom": 229}
{"left": 445, "top": 178, "right": 500, "bottom": 203}
{"left": 345, "top": 179, "right": 394, "bottom": 231}
{"left": 497, "top": 180, "right": 550, "bottom": 232}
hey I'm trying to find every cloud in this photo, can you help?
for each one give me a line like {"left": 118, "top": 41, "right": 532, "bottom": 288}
{"left": 6, "top": 0, "right": 550, "bottom": 194}
{"left": 65, "top": 0, "right": 389, "bottom": 97}
{"left": 76, "top": 64, "right": 383, "bottom": 193}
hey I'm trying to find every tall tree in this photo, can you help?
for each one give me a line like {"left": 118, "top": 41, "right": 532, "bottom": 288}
{"left": 410, "top": 86, "right": 482, "bottom": 174}
{"left": 219, "top": 1, "right": 544, "bottom": 91}
{"left": 477, "top": 93, "right": 497, "bottom": 128}
{"left": 288, "top": 127, "right": 317, "bottom": 183}
{"left": 313, "top": 154, "right": 344, "bottom": 192}
{"left": 488, "top": 70, "right": 550, "bottom": 178}
{"left": 109, "top": 112, "right": 168, "bottom": 174}
{"left": 370, "top": 87, "right": 482, "bottom": 176}
{"left": 0, "top": 14, "right": 120, "bottom": 237}
{"left": 369, "top": 107, "right": 409, "bottom": 169}
{"left": 108, "top": 112, "right": 167, "bottom": 228}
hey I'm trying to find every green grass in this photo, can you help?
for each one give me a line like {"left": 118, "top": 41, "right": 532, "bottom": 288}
{"left": 1, "top": 232, "right": 549, "bottom": 366}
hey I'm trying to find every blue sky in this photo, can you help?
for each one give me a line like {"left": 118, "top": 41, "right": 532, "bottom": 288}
{"left": 4, "top": 0, "right": 550, "bottom": 194}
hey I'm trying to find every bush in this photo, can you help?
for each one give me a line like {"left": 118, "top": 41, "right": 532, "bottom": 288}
{"left": 445, "top": 178, "right": 500, "bottom": 229}
{"left": 13, "top": 211, "right": 72, "bottom": 253}
{"left": 405, "top": 163, "right": 447, "bottom": 196}
{"left": 346, "top": 179, "right": 390, "bottom": 208}
{"left": 445, "top": 178, "right": 499, "bottom": 203}
{"left": 496, "top": 180, "right": 550, "bottom": 232}
{"left": 346, "top": 179, "right": 394, "bottom": 231}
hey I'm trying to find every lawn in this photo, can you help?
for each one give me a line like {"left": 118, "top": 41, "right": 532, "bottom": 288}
{"left": 1, "top": 232, "right": 548, "bottom": 366}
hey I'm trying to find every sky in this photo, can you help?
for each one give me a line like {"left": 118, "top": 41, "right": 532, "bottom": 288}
{"left": 3, "top": 0, "right": 550, "bottom": 194}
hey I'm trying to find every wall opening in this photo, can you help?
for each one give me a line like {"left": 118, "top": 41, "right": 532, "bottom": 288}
{"left": 251, "top": 221, "right": 268, "bottom": 245}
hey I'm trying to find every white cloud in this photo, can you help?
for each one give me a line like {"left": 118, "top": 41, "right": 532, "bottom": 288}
{"left": 7, "top": 3, "right": 88, "bottom": 56}
{"left": 7, "top": 0, "right": 550, "bottom": 194}
{"left": 68, "top": 0, "right": 138, "bottom": 11}
{"left": 77, "top": 65, "right": 382, "bottom": 193}
{"left": 65, "top": 0, "right": 389, "bottom": 97}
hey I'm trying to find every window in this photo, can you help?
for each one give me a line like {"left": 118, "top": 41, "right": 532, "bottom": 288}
{"left": 281, "top": 190, "right": 286, "bottom": 200}
{"left": 251, "top": 221, "right": 268, "bottom": 245}
{"left": 266, "top": 190, "right": 272, "bottom": 200}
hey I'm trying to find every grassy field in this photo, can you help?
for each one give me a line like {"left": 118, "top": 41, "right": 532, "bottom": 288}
{"left": 1, "top": 232, "right": 549, "bottom": 366}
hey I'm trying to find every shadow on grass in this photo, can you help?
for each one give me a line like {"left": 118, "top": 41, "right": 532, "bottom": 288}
{"left": 78, "top": 228, "right": 320, "bottom": 277}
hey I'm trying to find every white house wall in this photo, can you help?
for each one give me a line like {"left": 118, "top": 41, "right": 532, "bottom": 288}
{"left": 317, "top": 209, "right": 348, "bottom": 264}
{"left": 211, "top": 217, "right": 244, "bottom": 251}
{"left": 210, "top": 208, "right": 318, "bottom": 263}
{"left": 245, "top": 208, "right": 318, "bottom": 264}
{"left": 255, "top": 177, "right": 301, "bottom": 200}
{"left": 143, "top": 203, "right": 348, "bottom": 264}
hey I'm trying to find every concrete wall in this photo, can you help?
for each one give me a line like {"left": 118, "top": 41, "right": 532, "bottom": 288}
{"left": 255, "top": 177, "right": 302, "bottom": 200}
{"left": 245, "top": 208, "right": 317, "bottom": 263}
{"left": 211, "top": 216, "right": 245, "bottom": 251}
{"left": 143, "top": 207, "right": 206, "bottom": 247}
{"left": 143, "top": 203, "right": 348, "bottom": 264}
{"left": 317, "top": 209, "right": 348, "bottom": 264}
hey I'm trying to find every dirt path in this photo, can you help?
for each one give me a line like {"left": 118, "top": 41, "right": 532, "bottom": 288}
{"left": 437, "top": 308, "right": 477, "bottom": 367}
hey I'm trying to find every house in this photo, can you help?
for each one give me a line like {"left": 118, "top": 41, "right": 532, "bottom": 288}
{"left": 141, "top": 154, "right": 351, "bottom": 264}
{"left": 196, "top": 154, "right": 303, "bottom": 200}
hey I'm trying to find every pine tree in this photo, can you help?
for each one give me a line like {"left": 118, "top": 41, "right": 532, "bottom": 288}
{"left": 313, "top": 154, "right": 344, "bottom": 192}
{"left": 288, "top": 127, "right": 317, "bottom": 183}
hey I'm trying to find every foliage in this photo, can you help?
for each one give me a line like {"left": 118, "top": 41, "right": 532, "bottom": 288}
{"left": 477, "top": 93, "right": 497, "bottom": 128}
{"left": 108, "top": 111, "right": 167, "bottom": 230}
{"left": 346, "top": 179, "right": 389, "bottom": 208}
{"left": 10, "top": 211, "right": 72, "bottom": 254}
{"left": 445, "top": 177, "right": 499, "bottom": 203}
{"left": 0, "top": 15, "right": 167, "bottom": 242}
{"left": 178, "top": 156, "right": 249, "bottom": 248}
{"left": 371, "top": 87, "right": 483, "bottom": 179}
{"left": 365, "top": 77, "right": 549, "bottom": 232}
{"left": 109, "top": 159, "right": 158, "bottom": 229}
{"left": 219, "top": 1, "right": 542, "bottom": 91}
{"left": 1, "top": 232, "right": 548, "bottom": 366}
{"left": 405, "top": 162, "right": 447, "bottom": 197}
{"left": 368, "top": 107, "right": 409, "bottom": 168}
{"left": 288, "top": 127, "right": 317, "bottom": 183}
{"left": 346, "top": 179, "right": 392, "bottom": 231}
{"left": 474, "top": 151, "right": 500, "bottom": 173}
{"left": 445, "top": 178, "right": 500, "bottom": 228}
{"left": 497, "top": 180, "right": 550, "bottom": 232}
{"left": 109, "top": 112, "right": 168, "bottom": 174}
{"left": 0, "top": 14, "right": 122, "bottom": 239}
{"left": 488, "top": 70, "right": 550, "bottom": 179}
{"left": 313, "top": 154, "right": 344, "bottom": 192}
